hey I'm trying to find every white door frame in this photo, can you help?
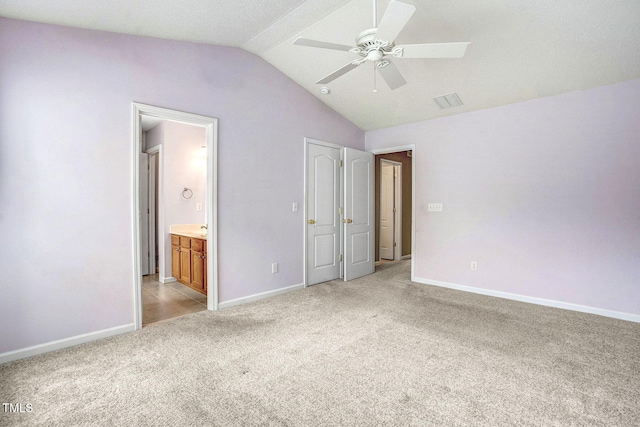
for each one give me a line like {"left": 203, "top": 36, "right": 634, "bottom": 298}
{"left": 132, "top": 102, "right": 218, "bottom": 330}
{"left": 379, "top": 159, "right": 402, "bottom": 261}
{"left": 370, "top": 145, "right": 415, "bottom": 280}
{"left": 303, "top": 137, "right": 344, "bottom": 286}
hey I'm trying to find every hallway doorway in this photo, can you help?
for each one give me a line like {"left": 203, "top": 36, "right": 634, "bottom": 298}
{"left": 374, "top": 149, "right": 414, "bottom": 264}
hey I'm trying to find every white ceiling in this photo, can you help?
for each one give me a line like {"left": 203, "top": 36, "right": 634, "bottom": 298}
{"left": 2, "top": 0, "right": 639, "bottom": 131}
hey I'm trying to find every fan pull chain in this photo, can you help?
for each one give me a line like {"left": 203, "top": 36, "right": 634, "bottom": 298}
{"left": 373, "top": 63, "right": 378, "bottom": 93}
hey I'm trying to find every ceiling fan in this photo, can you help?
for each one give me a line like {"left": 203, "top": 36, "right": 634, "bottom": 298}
{"left": 293, "top": 0, "right": 469, "bottom": 91}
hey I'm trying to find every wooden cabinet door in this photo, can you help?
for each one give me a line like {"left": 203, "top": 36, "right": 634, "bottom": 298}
{"left": 203, "top": 248, "right": 207, "bottom": 294}
{"left": 171, "top": 245, "right": 181, "bottom": 279}
{"left": 180, "top": 247, "right": 191, "bottom": 284}
{"left": 192, "top": 250, "right": 205, "bottom": 293}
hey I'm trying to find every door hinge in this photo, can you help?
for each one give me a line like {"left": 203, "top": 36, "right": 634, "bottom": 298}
{"left": 339, "top": 254, "right": 343, "bottom": 261}
{"left": 340, "top": 160, "right": 343, "bottom": 167}
{"left": 393, "top": 243, "right": 397, "bottom": 247}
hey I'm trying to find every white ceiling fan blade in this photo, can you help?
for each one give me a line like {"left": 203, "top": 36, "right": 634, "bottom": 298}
{"left": 294, "top": 37, "right": 353, "bottom": 52}
{"left": 395, "top": 42, "right": 470, "bottom": 58}
{"left": 316, "top": 61, "right": 362, "bottom": 84}
{"left": 376, "top": 1, "right": 416, "bottom": 43}
{"left": 377, "top": 61, "right": 406, "bottom": 90}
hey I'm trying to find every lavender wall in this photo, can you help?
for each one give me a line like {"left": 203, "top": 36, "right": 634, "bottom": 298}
{"left": 367, "top": 79, "right": 640, "bottom": 318}
{"left": 0, "top": 18, "right": 364, "bottom": 354}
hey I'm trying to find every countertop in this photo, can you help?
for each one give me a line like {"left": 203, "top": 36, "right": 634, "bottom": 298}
{"left": 169, "top": 224, "right": 208, "bottom": 239}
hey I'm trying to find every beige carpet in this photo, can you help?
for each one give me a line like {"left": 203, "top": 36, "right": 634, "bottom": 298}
{"left": 1, "top": 260, "right": 639, "bottom": 426}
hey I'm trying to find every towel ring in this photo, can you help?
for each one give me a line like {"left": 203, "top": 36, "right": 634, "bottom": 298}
{"left": 182, "top": 188, "right": 193, "bottom": 199}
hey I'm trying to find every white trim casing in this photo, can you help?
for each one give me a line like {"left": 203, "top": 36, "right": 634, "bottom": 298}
{"left": 412, "top": 277, "right": 640, "bottom": 323}
{"left": 145, "top": 144, "right": 163, "bottom": 278}
{"left": 0, "top": 324, "right": 136, "bottom": 365}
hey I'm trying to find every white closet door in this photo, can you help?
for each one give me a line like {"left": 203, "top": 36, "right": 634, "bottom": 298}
{"left": 306, "top": 143, "right": 341, "bottom": 285}
{"left": 343, "top": 147, "right": 374, "bottom": 281}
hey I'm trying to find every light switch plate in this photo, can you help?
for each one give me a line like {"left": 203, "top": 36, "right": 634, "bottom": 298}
{"left": 292, "top": 202, "right": 298, "bottom": 212}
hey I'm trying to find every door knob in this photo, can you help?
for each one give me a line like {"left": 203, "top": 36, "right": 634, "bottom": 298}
{"left": 347, "top": 218, "right": 353, "bottom": 223}
{"left": 308, "top": 219, "right": 315, "bottom": 224}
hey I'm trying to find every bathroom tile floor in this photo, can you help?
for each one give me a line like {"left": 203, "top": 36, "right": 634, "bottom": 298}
{"left": 142, "top": 274, "right": 207, "bottom": 326}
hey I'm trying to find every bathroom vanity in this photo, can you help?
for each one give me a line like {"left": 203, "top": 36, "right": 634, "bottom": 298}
{"left": 170, "top": 233, "right": 207, "bottom": 295}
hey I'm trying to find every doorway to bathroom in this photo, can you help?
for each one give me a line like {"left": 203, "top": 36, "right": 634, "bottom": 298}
{"left": 142, "top": 120, "right": 207, "bottom": 325}
{"left": 132, "top": 103, "right": 218, "bottom": 330}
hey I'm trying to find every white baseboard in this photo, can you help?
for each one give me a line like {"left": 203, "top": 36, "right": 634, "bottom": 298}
{"left": 0, "top": 323, "right": 136, "bottom": 365}
{"left": 218, "top": 283, "right": 305, "bottom": 310}
{"left": 412, "top": 276, "right": 640, "bottom": 324}
{"left": 160, "top": 276, "right": 177, "bottom": 284}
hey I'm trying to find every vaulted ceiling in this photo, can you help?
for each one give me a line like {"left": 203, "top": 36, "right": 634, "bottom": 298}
{"left": 2, "top": 0, "right": 639, "bottom": 131}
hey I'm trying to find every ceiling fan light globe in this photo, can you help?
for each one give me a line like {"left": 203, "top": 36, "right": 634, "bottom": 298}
{"left": 367, "top": 50, "right": 384, "bottom": 62}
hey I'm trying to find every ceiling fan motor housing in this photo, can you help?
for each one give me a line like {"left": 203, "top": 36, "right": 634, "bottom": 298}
{"left": 354, "top": 28, "right": 394, "bottom": 59}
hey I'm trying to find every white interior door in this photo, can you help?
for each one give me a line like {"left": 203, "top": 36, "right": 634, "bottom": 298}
{"left": 307, "top": 143, "right": 341, "bottom": 285}
{"left": 148, "top": 153, "right": 157, "bottom": 274}
{"left": 139, "top": 152, "right": 150, "bottom": 275}
{"left": 392, "top": 163, "right": 402, "bottom": 261}
{"left": 379, "top": 161, "right": 395, "bottom": 260}
{"left": 343, "top": 147, "right": 374, "bottom": 281}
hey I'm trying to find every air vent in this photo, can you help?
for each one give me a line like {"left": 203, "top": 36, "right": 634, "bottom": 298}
{"left": 433, "top": 93, "right": 463, "bottom": 109}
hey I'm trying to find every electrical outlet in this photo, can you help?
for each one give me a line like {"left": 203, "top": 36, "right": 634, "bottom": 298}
{"left": 428, "top": 203, "right": 443, "bottom": 212}
{"left": 471, "top": 261, "right": 478, "bottom": 271}
{"left": 272, "top": 263, "right": 278, "bottom": 273}
{"left": 196, "top": 203, "right": 202, "bottom": 212}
